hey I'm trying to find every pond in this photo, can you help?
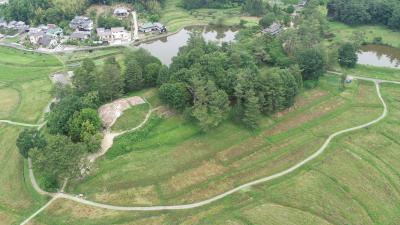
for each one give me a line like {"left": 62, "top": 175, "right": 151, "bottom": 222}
{"left": 357, "top": 44, "right": 400, "bottom": 69}
{"left": 137, "top": 26, "right": 238, "bottom": 65}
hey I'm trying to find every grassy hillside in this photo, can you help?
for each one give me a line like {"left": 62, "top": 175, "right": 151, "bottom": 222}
{"left": 27, "top": 76, "right": 400, "bottom": 225}
{"left": 0, "top": 47, "right": 62, "bottom": 123}
{"left": 0, "top": 47, "right": 62, "bottom": 224}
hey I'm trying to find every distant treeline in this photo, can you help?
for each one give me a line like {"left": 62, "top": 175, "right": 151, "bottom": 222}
{"left": 0, "top": 0, "right": 166, "bottom": 25}
{"left": 328, "top": 0, "right": 400, "bottom": 29}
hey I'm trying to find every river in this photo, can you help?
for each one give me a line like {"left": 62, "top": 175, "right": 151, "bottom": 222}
{"left": 137, "top": 26, "right": 238, "bottom": 65}
{"left": 357, "top": 44, "right": 400, "bottom": 69}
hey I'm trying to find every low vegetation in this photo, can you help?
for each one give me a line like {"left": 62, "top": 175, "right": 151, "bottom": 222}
{"left": 0, "top": 46, "right": 61, "bottom": 224}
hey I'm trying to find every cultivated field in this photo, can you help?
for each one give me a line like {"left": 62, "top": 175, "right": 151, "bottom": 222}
{"left": 0, "top": 47, "right": 62, "bottom": 224}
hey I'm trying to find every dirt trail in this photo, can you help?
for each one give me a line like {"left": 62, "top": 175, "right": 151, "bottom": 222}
{"left": 15, "top": 75, "right": 398, "bottom": 224}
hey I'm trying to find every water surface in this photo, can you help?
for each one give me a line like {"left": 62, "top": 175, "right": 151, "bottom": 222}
{"left": 137, "top": 26, "right": 238, "bottom": 65}
{"left": 357, "top": 44, "right": 400, "bottom": 69}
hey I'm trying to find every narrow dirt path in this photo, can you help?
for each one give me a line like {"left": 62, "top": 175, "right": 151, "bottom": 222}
{"left": 17, "top": 76, "right": 397, "bottom": 224}
{"left": 88, "top": 105, "right": 156, "bottom": 162}
{"left": 0, "top": 120, "right": 44, "bottom": 127}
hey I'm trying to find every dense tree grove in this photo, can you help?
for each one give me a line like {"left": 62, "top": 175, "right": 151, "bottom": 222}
{"left": 32, "top": 50, "right": 162, "bottom": 189}
{"left": 30, "top": 135, "right": 86, "bottom": 189}
{"left": 181, "top": 0, "right": 244, "bottom": 9}
{"left": 1, "top": 0, "right": 166, "bottom": 25}
{"left": 1, "top": 0, "right": 87, "bottom": 25}
{"left": 338, "top": 43, "right": 358, "bottom": 68}
{"left": 16, "top": 129, "right": 47, "bottom": 158}
{"left": 159, "top": 33, "right": 302, "bottom": 130}
{"left": 327, "top": 0, "right": 400, "bottom": 29}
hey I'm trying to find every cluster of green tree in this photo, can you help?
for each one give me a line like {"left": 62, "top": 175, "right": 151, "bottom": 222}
{"left": 1, "top": 0, "right": 87, "bottom": 27}
{"left": 180, "top": 0, "right": 269, "bottom": 17}
{"left": 338, "top": 42, "right": 358, "bottom": 68}
{"left": 97, "top": 14, "right": 128, "bottom": 29}
{"left": 181, "top": 0, "right": 244, "bottom": 10}
{"left": 88, "top": 0, "right": 166, "bottom": 14}
{"left": 16, "top": 50, "right": 165, "bottom": 189}
{"left": 327, "top": 0, "right": 400, "bottom": 29}
{"left": 258, "top": 3, "right": 294, "bottom": 28}
{"left": 157, "top": 33, "right": 302, "bottom": 130}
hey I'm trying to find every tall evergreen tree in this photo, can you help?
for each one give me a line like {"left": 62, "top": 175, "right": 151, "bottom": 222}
{"left": 97, "top": 57, "right": 123, "bottom": 102}
{"left": 124, "top": 54, "right": 144, "bottom": 92}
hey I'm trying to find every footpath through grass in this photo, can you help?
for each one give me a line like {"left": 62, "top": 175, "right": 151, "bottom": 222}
{"left": 0, "top": 46, "right": 61, "bottom": 224}
{"left": 0, "top": 47, "right": 62, "bottom": 123}
{"left": 65, "top": 76, "right": 381, "bottom": 209}
{"left": 30, "top": 75, "right": 400, "bottom": 225}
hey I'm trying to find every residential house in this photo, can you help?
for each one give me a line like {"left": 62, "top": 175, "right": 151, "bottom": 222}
{"left": 138, "top": 22, "right": 166, "bottom": 33}
{"left": 97, "top": 27, "right": 131, "bottom": 44}
{"left": 262, "top": 22, "right": 282, "bottom": 36}
{"left": 69, "top": 16, "right": 93, "bottom": 31}
{"left": 38, "top": 34, "right": 58, "bottom": 48}
{"left": 70, "top": 30, "right": 91, "bottom": 41}
{"left": 28, "top": 28, "right": 45, "bottom": 44}
{"left": 28, "top": 24, "right": 63, "bottom": 46}
{"left": 6, "top": 21, "right": 29, "bottom": 32}
{"left": 96, "top": 28, "right": 112, "bottom": 42}
{"left": 114, "top": 7, "right": 129, "bottom": 18}
{"left": 46, "top": 27, "right": 63, "bottom": 38}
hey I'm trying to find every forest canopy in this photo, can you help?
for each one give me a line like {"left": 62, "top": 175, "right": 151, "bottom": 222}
{"left": 327, "top": 0, "right": 400, "bottom": 30}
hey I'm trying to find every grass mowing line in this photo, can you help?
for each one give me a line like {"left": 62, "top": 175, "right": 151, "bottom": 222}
{"left": 312, "top": 169, "right": 374, "bottom": 224}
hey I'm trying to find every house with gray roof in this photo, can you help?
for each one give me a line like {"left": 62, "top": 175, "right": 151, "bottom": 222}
{"left": 262, "top": 22, "right": 282, "bottom": 36}
{"left": 114, "top": 7, "right": 129, "bottom": 18}
{"left": 97, "top": 27, "right": 131, "bottom": 44}
{"left": 70, "top": 30, "right": 91, "bottom": 41}
{"left": 69, "top": 16, "right": 93, "bottom": 31}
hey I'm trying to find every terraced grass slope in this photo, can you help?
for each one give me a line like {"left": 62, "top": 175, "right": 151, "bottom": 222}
{"left": 28, "top": 76, "right": 400, "bottom": 225}
{"left": 0, "top": 47, "right": 62, "bottom": 123}
{"left": 0, "top": 47, "right": 61, "bottom": 224}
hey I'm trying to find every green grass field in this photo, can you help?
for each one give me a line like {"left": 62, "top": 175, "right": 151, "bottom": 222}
{"left": 111, "top": 103, "right": 150, "bottom": 132}
{"left": 160, "top": 0, "right": 259, "bottom": 32}
{"left": 0, "top": 47, "right": 61, "bottom": 224}
{"left": 329, "top": 21, "right": 400, "bottom": 48}
{"left": 0, "top": 47, "right": 62, "bottom": 123}
{"left": 27, "top": 74, "right": 400, "bottom": 225}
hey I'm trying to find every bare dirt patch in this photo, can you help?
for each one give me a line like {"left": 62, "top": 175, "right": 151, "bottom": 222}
{"left": 98, "top": 96, "right": 145, "bottom": 128}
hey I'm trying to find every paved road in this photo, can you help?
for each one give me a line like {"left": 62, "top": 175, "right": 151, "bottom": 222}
{"left": 14, "top": 75, "right": 397, "bottom": 224}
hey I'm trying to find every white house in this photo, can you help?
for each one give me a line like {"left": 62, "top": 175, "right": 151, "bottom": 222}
{"left": 114, "top": 7, "right": 129, "bottom": 18}
{"left": 97, "top": 27, "right": 130, "bottom": 44}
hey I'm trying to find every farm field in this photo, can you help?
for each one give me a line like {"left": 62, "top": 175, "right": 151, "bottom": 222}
{"left": 0, "top": 47, "right": 61, "bottom": 224}
{"left": 27, "top": 75, "right": 400, "bottom": 225}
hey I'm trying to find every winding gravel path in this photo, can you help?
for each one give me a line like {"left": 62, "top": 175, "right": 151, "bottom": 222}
{"left": 11, "top": 75, "right": 397, "bottom": 224}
